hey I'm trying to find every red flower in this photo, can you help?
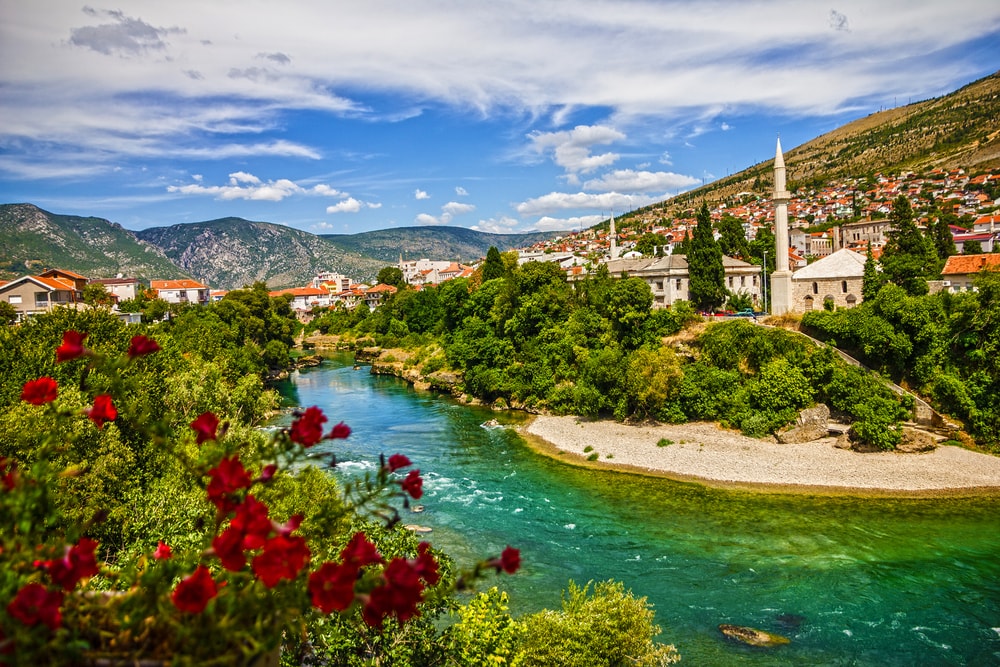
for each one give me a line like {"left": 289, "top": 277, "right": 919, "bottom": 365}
{"left": 328, "top": 422, "right": 351, "bottom": 439}
{"left": 0, "top": 457, "right": 16, "bottom": 491}
{"left": 206, "top": 455, "right": 252, "bottom": 512}
{"left": 127, "top": 334, "right": 161, "bottom": 358}
{"left": 6, "top": 583, "right": 63, "bottom": 631}
{"left": 363, "top": 558, "right": 425, "bottom": 626}
{"left": 258, "top": 463, "right": 277, "bottom": 482}
{"left": 231, "top": 495, "right": 272, "bottom": 550}
{"left": 289, "top": 406, "right": 327, "bottom": 447}
{"left": 340, "top": 532, "right": 383, "bottom": 569}
{"left": 415, "top": 542, "right": 441, "bottom": 586}
{"left": 212, "top": 525, "right": 247, "bottom": 572}
{"left": 153, "top": 541, "right": 172, "bottom": 560}
{"left": 21, "top": 377, "right": 58, "bottom": 405}
{"left": 274, "top": 513, "right": 304, "bottom": 537}
{"left": 387, "top": 454, "right": 411, "bottom": 472}
{"left": 171, "top": 565, "right": 218, "bottom": 614}
{"left": 44, "top": 537, "right": 100, "bottom": 590}
{"left": 86, "top": 394, "right": 117, "bottom": 429}
{"left": 308, "top": 561, "right": 358, "bottom": 614}
{"left": 252, "top": 534, "right": 311, "bottom": 588}
{"left": 500, "top": 546, "right": 521, "bottom": 574}
{"left": 190, "top": 412, "right": 219, "bottom": 444}
{"left": 400, "top": 469, "right": 423, "bottom": 500}
{"left": 55, "top": 330, "right": 88, "bottom": 363}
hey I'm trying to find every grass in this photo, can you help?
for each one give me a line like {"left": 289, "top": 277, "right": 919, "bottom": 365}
{"left": 656, "top": 438, "right": 674, "bottom": 447}
{"left": 586, "top": 453, "right": 599, "bottom": 461}
{"left": 583, "top": 445, "right": 594, "bottom": 453}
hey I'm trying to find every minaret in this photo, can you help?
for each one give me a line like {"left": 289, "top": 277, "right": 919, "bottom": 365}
{"left": 770, "top": 138, "right": 794, "bottom": 314}
{"left": 609, "top": 212, "right": 620, "bottom": 261}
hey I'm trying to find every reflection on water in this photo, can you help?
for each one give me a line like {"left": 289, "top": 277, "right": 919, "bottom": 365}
{"left": 273, "top": 355, "right": 1000, "bottom": 666}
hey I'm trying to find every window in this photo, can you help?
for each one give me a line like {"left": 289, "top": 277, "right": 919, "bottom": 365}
{"left": 8, "top": 295, "right": 21, "bottom": 304}
{"left": 675, "top": 278, "right": 682, "bottom": 291}
{"left": 728, "top": 276, "right": 734, "bottom": 287}
{"left": 842, "top": 280, "right": 848, "bottom": 293}
{"left": 812, "top": 282, "right": 819, "bottom": 295}
{"left": 740, "top": 276, "right": 745, "bottom": 287}
{"left": 655, "top": 281, "right": 663, "bottom": 291}
{"left": 34, "top": 292, "right": 49, "bottom": 307}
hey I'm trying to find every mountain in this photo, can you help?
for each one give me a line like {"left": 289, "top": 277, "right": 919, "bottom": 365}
{"left": 134, "top": 217, "right": 387, "bottom": 291}
{"left": 654, "top": 69, "right": 1000, "bottom": 211}
{"left": 0, "top": 203, "right": 185, "bottom": 281}
{"left": 321, "top": 226, "right": 562, "bottom": 264}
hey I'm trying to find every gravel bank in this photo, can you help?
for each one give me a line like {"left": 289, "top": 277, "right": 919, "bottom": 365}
{"left": 522, "top": 415, "right": 1000, "bottom": 496}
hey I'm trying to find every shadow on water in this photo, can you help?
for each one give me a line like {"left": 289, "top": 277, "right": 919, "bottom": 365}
{"left": 272, "top": 355, "right": 1000, "bottom": 666}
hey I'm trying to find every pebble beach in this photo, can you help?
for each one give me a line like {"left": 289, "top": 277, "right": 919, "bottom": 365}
{"left": 523, "top": 415, "right": 1000, "bottom": 495}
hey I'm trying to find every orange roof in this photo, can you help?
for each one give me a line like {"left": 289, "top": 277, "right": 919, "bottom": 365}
{"left": 365, "top": 284, "right": 398, "bottom": 294}
{"left": 151, "top": 279, "right": 208, "bottom": 290}
{"left": 42, "top": 268, "right": 87, "bottom": 280}
{"left": 34, "top": 275, "right": 77, "bottom": 290}
{"left": 941, "top": 254, "right": 1000, "bottom": 276}
{"left": 269, "top": 287, "right": 327, "bottom": 297}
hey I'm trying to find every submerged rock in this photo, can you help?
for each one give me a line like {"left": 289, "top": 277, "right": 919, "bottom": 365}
{"left": 775, "top": 613, "right": 805, "bottom": 630}
{"left": 718, "top": 624, "right": 791, "bottom": 647}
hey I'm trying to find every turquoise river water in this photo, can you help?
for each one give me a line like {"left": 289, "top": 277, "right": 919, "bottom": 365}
{"left": 274, "top": 355, "right": 1000, "bottom": 666}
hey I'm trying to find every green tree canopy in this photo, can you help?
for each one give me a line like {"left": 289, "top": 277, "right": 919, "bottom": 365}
{"left": 376, "top": 265, "right": 405, "bottom": 288}
{"left": 482, "top": 246, "right": 506, "bottom": 282}
{"left": 634, "top": 233, "right": 669, "bottom": 257}
{"left": 717, "top": 214, "right": 751, "bottom": 260}
{"left": 686, "top": 202, "right": 727, "bottom": 312}
{"left": 879, "top": 195, "right": 938, "bottom": 295}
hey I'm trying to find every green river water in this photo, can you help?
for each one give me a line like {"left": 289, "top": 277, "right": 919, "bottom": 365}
{"left": 275, "top": 355, "right": 1000, "bottom": 666}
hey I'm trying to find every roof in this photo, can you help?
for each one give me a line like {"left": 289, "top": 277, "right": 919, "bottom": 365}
{"left": 791, "top": 248, "right": 866, "bottom": 280}
{"left": 941, "top": 253, "right": 1000, "bottom": 276}
{"left": 0, "top": 275, "right": 77, "bottom": 293}
{"left": 41, "top": 268, "right": 87, "bottom": 280}
{"left": 151, "top": 279, "right": 208, "bottom": 290}
{"left": 269, "top": 287, "right": 328, "bottom": 297}
{"left": 89, "top": 277, "right": 138, "bottom": 285}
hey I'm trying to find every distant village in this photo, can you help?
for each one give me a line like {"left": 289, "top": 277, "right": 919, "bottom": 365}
{"left": 2, "top": 165, "right": 999, "bottom": 324}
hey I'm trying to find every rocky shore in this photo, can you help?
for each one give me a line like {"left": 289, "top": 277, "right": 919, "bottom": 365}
{"left": 522, "top": 415, "right": 1000, "bottom": 496}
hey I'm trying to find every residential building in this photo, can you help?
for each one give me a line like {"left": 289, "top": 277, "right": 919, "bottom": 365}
{"left": 789, "top": 248, "right": 866, "bottom": 311}
{"left": 939, "top": 253, "right": 1000, "bottom": 293}
{"left": 150, "top": 279, "right": 210, "bottom": 305}
{"left": 604, "top": 254, "right": 762, "bottom": 309}
{"left": 89, "top": 277, "right": 141, "bottom": 303}
{"left": 269, "top": 287, "right": 332, "bottom": 311}
{"left": 312, "top": 272, "right": 352, "bottom": 293}
{"left": 0, "top": 273, "right": 85, "bottom": 321}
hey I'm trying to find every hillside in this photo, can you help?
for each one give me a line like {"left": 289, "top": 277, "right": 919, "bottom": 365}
{"left": 0, "top": 203, "right": 186, "bottom": 281}
{"left": 322, "top": 226, "right": 561, "bottom": 264}
{"left": 135, "top": 218, "right": 386, "bottom": 290}
{"left": 654, "top": 69, "right": 1000, "bottom": 213}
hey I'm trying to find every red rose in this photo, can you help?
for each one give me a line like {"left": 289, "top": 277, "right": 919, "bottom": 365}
{"left": 206, "top": 455, "right": 252, "bottom": 512}
{"left": 387, "top": 454, "right": 411, "bottom": 472}
{"left": 153, "top": 541, "right": 172, "bottom": 560}
{"left": 127, "top": 334, "right": 161, "bottom": 358}
{"left": 308, "top": 561, "right": 358, "bottom": 614}
{"left": 340, "top": 532, "right": 383, "bottom": 569}
{"left": 171, "top": 565, "right": 218, "bottom": 614}
{"left": 45, "top": 537, "right": 100, "bottom": 590}
{"left": 328, "top": 422, "right": 351, "bottom": 439}
{"left": 289, "top": 406, "right": 327, "bottom": 447}
{"left": 190, "top": 412, "right": 219, "bottom": 444}
{"left": 252, "top": 534, "right": 311, "bottom": 588}
{"left": 500, "top": 546, "right": 521, "bottom": 574}
{"left": 6, "top": 583, "right": 63, "bottom": 631}
{"left": 400, "top": 469, "right": 423, "bottom": 500}
{"left": 212, "top": 525, "right": 247, "bottom": 572}
{"left": 55, "top": 330, "right": 88, "bottom": 363}
{"left": 21, "top": 377, "right": 58, "bottom": 405}
{"left": 86, "top": 394, "right": 117, "bottom": 428}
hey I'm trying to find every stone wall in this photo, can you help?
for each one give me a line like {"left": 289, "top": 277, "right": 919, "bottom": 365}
{"left": 792, "top": 276, "right": 862, "bottom": 311}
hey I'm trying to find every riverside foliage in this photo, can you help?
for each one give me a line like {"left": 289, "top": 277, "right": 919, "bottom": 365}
{"left": 0, "top": 300, "right": 675, "bottom": 665}
{"left": 309, "top": 253, "right": 910, "bottom": 450}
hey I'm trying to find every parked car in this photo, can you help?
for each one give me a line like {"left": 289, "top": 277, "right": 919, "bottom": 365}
{"left": 735, "top": 308, "right": 757, "bottom": 317}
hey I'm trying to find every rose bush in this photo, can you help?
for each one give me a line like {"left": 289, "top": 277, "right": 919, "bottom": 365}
{"left": 0, "top": 330, "right": 519, "bottom": 665}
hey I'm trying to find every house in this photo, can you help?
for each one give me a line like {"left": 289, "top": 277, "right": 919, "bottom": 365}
{"left": 268, "top": 287, "right": 332, "bottom": 311}
{"left": 363, "top": 284, "right": 398, "bottom": 309}
{"left": 312, "top": 272, "right": 352, "bottom": 293}
{"left": 150, "top": 279, "right": 210, "bottom": 305}
{"left": 40, "top": 268, "right": 88, "bottom": 292}
{"left": 952, "top": 231, "right": 996, "bottom": 254}
{"left": 603, "top": 254, "right": 763, "bottom": 309}
{"left": 939, "top": 253, "right": 1000, "bottom": 293}
{"left": 790, "top": 248, "right": 866, "bottom": 311}
{"left": 89, "top": 277, "right": 141, "bottom": 303}
{"left": 0, "top": 273, "right": 85, "bottom": 321}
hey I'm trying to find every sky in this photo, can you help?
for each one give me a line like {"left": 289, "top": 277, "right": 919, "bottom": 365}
{"left": 1, "top": 2, "right": 998, "bottom": 236}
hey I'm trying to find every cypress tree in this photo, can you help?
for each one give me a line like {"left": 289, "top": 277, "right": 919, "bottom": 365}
{"left": 687, "top": 202, "right": 727, "bottom": 312}
{"left": 879, "top": 195, "right": 937, "bottom": 295}
{"left": 482, "top": 246, "right": 505, "bottom": 282}
{"left": 862, "top": 242, "right": 884, "bottom": 301}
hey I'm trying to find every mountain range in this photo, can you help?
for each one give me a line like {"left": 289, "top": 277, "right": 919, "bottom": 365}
{"left": 2, "top": 69, "right": 998, "bottom": 290}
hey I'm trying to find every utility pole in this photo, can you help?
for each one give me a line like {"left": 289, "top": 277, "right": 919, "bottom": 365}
{"left": 762, "top": 249, "right": 768, "bottom": 314}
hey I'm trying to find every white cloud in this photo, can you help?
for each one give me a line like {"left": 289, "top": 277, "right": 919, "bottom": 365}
{"left": 455, "top": 186, "right": 468, "bottom": 196}
{"left": 582, "top": 169, "right": 699, "bottom": 194}
{"left": 442, "top": 201, "right": 476, "bottom": 215}
{"left": 415, "top": 213, "right": 439, "bottom": 225}
{"left": 414, "top": 189, "right": 430, "bottom": 200}
{"left": 326, "top": 197, "right": 363, "bottom": 213}
{"left": 516, "top": 191, "right": 662, "bottom": 216}
{"left": 311, "top": 221, "right": 335, "bottom": 230}
{"left": 533, "top": 215, "right": 603, "bottom": 231}
{"left": 167, "top": 172, "right": 345, "bottom": 201}
{"left": 529, "top": 125, "right": 625, "bottom": 175}
{"left": 721, "top": 122, "right": 732, "bottom": 131}
{"left": 471, "top": 216, "right": 520, "bottom": 233}
{"left": 416, "top": 200, "right": 477, "bottom": 225}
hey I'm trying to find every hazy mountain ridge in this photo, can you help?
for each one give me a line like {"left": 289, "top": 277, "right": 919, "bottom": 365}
{"left": 322, "top": 226, "right": 561, "bottom": 264}
{"left": 0, "top": 203, "right": 185, "bottom": 280}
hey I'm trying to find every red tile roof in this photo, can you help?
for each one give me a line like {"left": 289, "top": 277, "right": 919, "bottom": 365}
{"left": 941, "top": 254, "right": 1000, "bottom": 275}
{"left": 151, "top": 279, "right": 208, "bottom": 290}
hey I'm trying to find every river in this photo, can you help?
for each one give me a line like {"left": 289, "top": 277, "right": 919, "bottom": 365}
{"left": 274, "top": 354, "right": 1000, "bottom": 666}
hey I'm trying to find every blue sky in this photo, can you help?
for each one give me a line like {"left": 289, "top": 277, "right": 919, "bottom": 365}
{"left": 1, "top": 1, "right": 998, "bottom": 235}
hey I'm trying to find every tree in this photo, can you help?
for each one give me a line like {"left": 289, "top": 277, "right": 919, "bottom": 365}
{"left": 862, "top": 242, "right": 884, "bottom": 301}
{"left": 928, "top": 212, "right": 957, "bottom": 260}
{"left": 376, "top": 266, "right": 405, "bottom": 288}
{"left": 634, "top": 233, "right": 668, "bottom": 257}
{"left": 482, "top": 246, "right": 506, "bottom": 282}
{"left": 0, "top": 301, "right": 17, "bottom": 325}
{"left": 82, "top": 282, "right": 115, "bottom": 308}
{"left": 879, "top": 195, "right": 937, "bottom": 295}
{"left": 717, "top": 214, "right": 750, "bottom": 260}
{"left": 686, "top": 202, "right": 727, "bottom": 312}
{"left": 963, "top": 239, "right": 983, "bottom": 255}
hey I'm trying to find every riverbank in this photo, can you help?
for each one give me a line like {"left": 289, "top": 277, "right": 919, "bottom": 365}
{"left": 521, "top": 415, "right": 1000, "bottom": 496}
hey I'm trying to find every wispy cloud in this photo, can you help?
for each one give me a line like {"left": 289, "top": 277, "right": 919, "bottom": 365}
{"left": 516, "top": 191, "right": 660, "bottom": 216}
{"left": 167, "top": 172, "right": 344, "bottom": 201}
{"left": 414, "top": 189, "right": 430, "bottom": 200}
{"left": 582, "top": 169, "right": 699, "bottom": 194}
{"left": 416, "top": 201, "right": 477, "bottom": 225}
